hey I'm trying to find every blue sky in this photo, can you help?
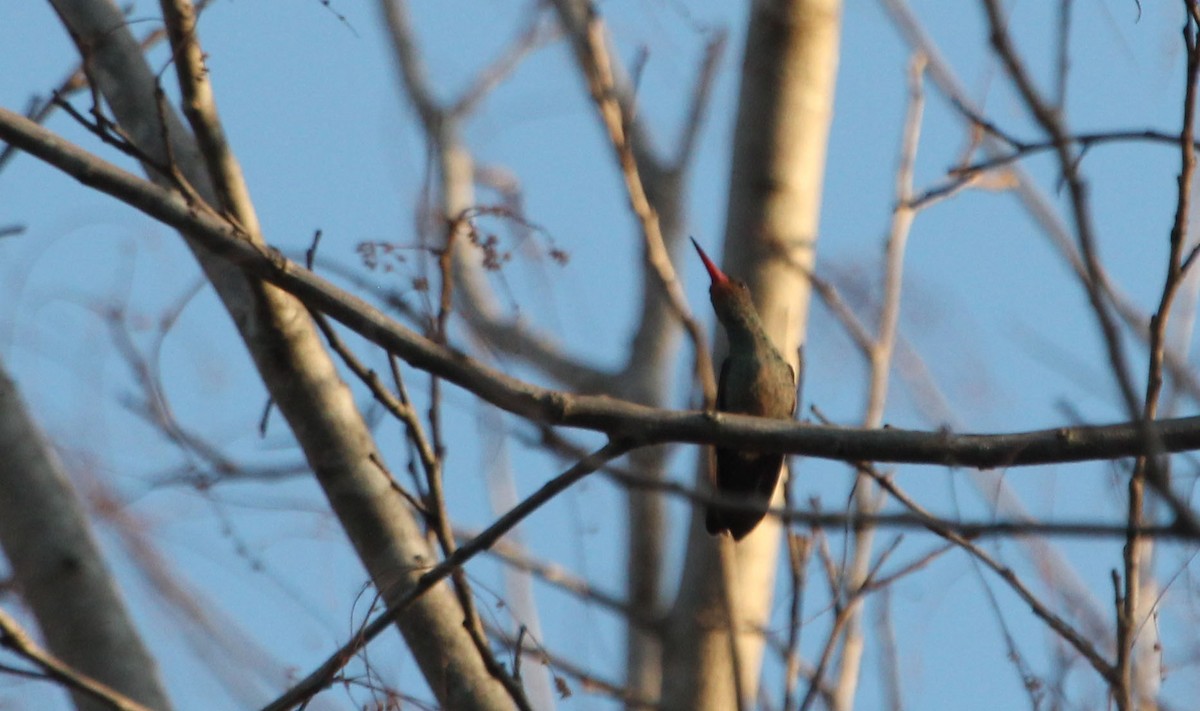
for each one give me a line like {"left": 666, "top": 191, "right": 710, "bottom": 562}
{"left": 1, "top": 1, "right": 1198, "bottom": 709}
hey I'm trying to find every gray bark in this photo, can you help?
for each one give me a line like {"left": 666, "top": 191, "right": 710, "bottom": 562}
{"left": 663, "top": 1, "right": 841, "bottom": 708}
{"left": 0, "top": 359, "right": 173, "bottom": 711}
{"left": 44, "top": 1, "right": 515, "bottom": 707}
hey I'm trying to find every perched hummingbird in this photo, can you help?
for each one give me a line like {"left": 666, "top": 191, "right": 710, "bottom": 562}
{"left": 691, "top": 237, "right": 796, "bottom": 541}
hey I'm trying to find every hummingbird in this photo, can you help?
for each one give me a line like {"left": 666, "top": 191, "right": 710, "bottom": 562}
{"left": 691, "top": 237, "right": 796, "bottom": 541}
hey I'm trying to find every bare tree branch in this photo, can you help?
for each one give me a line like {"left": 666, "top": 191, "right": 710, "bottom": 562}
{"left": 160, "top": 0, "right": 260, "bottom": 235}
{"left": 0, "top": 359, "right": 173, "bottom": 711}
{"left": 1117, "top": 7, "right": 1200, "bottom": 709}
{"left": 544, "top": 4, "right": 730, "bottom": 700}
{"left": 487, "top": 624, "right": 661, "bottom": 709}
{"left": 0, "top": 608, "right": 156, "bottom": 711}
{"left": 982, "top": 0, "right": 1138, "bottom": 416}
{"left": 261, "top": 439, "right": 633, "bottom": 711}
{"left": 833, "top": 54, "right": 926, "bottom": 710}
{"left": 44, "top": 1, "right": 517, "bottom": 706}
{"left": 449, "top": 9, "right": 553, "bottom": 119}
{"left": 7, "top": 108, "right": 1200, "bottom": 472}
{"left": 554, "top": 2, "right": 718, "bottom": 402}
{"left": 881, "top": 0, "right": 1200, "bottom": 408}
{"left": 857, "top": 461, "right": 1118, "bottom": 687}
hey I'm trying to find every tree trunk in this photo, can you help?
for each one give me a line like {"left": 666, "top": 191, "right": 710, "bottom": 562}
{"left": 45, "top": 1, "right": 515, "bottom": 707}
{"left": 0, "top": 360, "right": 173, "bottom": 711}
{"left": 662, "top": 1, "right": 841, "bottom": 707}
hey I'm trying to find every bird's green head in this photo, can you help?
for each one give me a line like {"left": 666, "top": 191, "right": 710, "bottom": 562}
{"left": 690, "top": 237, "right": 756, "bottom": 327}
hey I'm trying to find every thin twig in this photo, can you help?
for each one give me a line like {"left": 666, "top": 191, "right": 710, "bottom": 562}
{"left": 487, "top": 624, "right": 661, "bottom": 709}
{"left": 1054, "top": 0, "right": 1073, "bottom": 110}
{"left": 883, "top": 0, "right": 1200, "bottom": 407}
{"left": 981, "top": 0, "right": 1140, "bottom": 418}
{"left": 160, "top": 0, "right": 260, "bottom": 236}
{"left": 563, "top": 3, "right": 718, "bottom": 402}
{"left": 454, "top": 529, "right": 654, "bottom": 627}
{"left": 797, "top": 533, "right": 924, "bottom": 711}
{"left": 672, "top": 30, "right": 728, "bottom": 169}
{"left": 259, "top": 439, "right": 633, "bottom": 711}
{"left": 449, "top": 10, "right": 553, "bottom": 119}
{"left": 875, "top": 587, "right": 903, "bottom": 711}
{"left": 968, "top": 555, "right": 1046, "bottom": 710}
{"left": 434, "top": 213, "right": 534, "bottom": 709}
{"left": 806, "top": 268, "right": 877, "bottom": 358}
{"left": 0, "top": 609, "right": 156, "bottom": 711}
{"left": 859, "top": 461, "right": 1117, "bottom": 686}
{"left": 0, "top": 1, "right": 212, "bottom": 173}
{"left": 945, "top": 129, "right": 1197, "bottom": 185}
{"left": 311, "top": 264, "right": 529, "bottom": 707}
{"left": 1118, "top": 7, "right": 1200, "bottom": 708}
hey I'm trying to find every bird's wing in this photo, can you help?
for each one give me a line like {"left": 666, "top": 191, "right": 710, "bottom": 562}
{"left": 716, "top": 357, "right": 731, "bottom": 411}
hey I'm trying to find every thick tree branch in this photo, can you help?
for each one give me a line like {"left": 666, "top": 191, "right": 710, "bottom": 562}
{"left": 8, "top": 109, "right": 1200, "bottom": 476}
{"left": 160, "top": 0, "right": 259, "bottom": 235}
{"left": 544, "top": 5, "right": 725, "bottom": 699}
{"left": 0, "top": 360, "right": 173, "bottom": 711}
{"left": 0, "top": 609, "right": 156, "bottom": 711}
{"left": 43, "top": 2, "right": 515, "bottom": 706}
{"left": 260, "top": 439, "right": 633, "bottom": 711}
